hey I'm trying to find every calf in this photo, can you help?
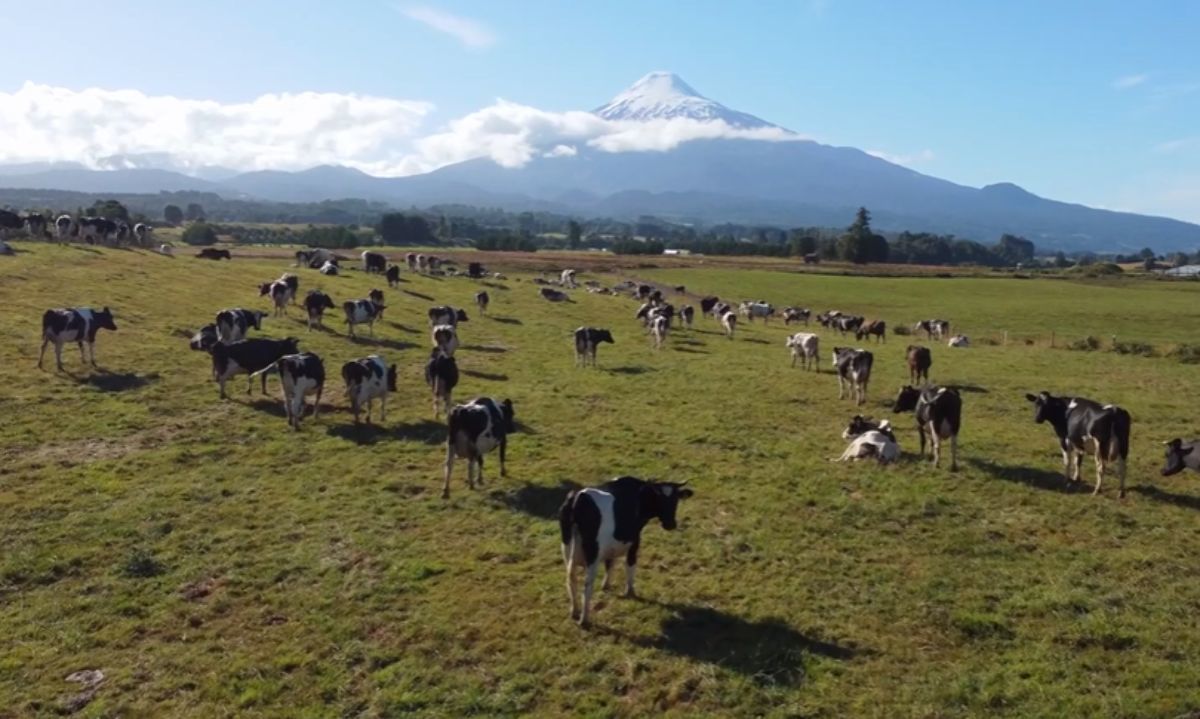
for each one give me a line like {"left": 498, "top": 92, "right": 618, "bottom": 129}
{"left": 855, "top": 320, "right": 886, "bottom": 343}
{"left": 215, "top": 308, "right": 266, "bottom": 343}
{"left": 428, "top": 305, "right": 469, "bottom": 326}
{"left": 786, "top": 332, "right": 819, "bottom": 370}
{"left": 832, "top": 347, "right": 873, "bottom": 405}
{"left": 699, "top": 296, "right": 720, "bottom": 318}
{"left": 443, "top": 397, "right": 515, "bottom": 498}
{"left": 1024, "top": 392, "right": 1132, "bottom": 496}
{"left": 740, "top": 301, "right": 775, "bottom": 323}
{"left": 540, "top": 288, "right": 570, "bottom": 302}
{"left": 386, "top": 265, "right": 402, "bottom": 287}
{"left": 475, "top": 291, "right": 489, "bottom": 315}
{"left": 343, "top": 299, "right": 384, "bottom": 338}
{"left": 843, "top": 415, "right": 896, "bottom": 443}
{"left": 425, "top": 349, "right": 459, "bottom": 418}
{"left": 1162, "top": 439, "right": 1200, "bottom": 477}
{"left": 196, "top": 248, "right": 231, "bottom": 260}
{"left": 342, "top": 355, "right": 397, "bottom": 424}
{"left": 303, "top": 290, "right": 335, "bottom": 330}
{"left": 259, "top": 279, "right": 292, "bottom": 317}
{"left": 947, "top": 335, "right": 970, "bottom": 348}
{"left": 211, "top": 337, "right": 299, "bottom": 399}
{"left": 720, "top": 310, "right": 738, "bottom": 339}
{"left": 431, "top": 324, "right": 459, "bottom": 357}
{"left": 559, "top": 476, "right": 693, "bottom": 625}
{"left": 650, "top": 315, "right": 669, "bottom": 350}
{"left": 189, "top": 324, "right": 218, "bottom": 352}
{"left": 894, "top": 385, "right": 963, "bottom": 471}
{"left": 252, "top": 353, "right": 325, "bottom": 430}
{"left": 679, "top": 305, "right": 694, "bottom": 328}
{"left": 836, "top": 424, "right": 900, "bottom": 464}
{"left": 906, "top": 345, "right": 932, "bottom": 384}
{"left": 37, "top": 307, "right": 118, "bottom": 370}
{"left": 782, "top": 307, "right": 811, "bottom": 326}
{"left": 916, "top": 319, "right": 950, "bottom": 340}
{"left": 574, "top": 327, "right": 614, "bottom": 367}
{"left": 561, "top": 269, "right": 578, "bottom": 288}
{"left": 362, "top": 250, "right": 386, "bottom": 274}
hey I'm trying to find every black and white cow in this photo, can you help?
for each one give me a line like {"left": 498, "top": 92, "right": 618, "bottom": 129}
{"left": 211, "top": 337, "right": 299, "bottom": 399}
{"left": 833, "top": 347, "right": 873, "bottom": 405}
{"left": 894, "top": 385, "right": 963, "bottom": 471}
{"left": 443, "top": 397, "right": 515, "bottom": 498}
{"left": 386, "top": 265, "right": 402, "bottom": 287}
{"left": 303, "top": 290, "right": 335, "bottom": 330}
{"left": 431, "top": 324, "right": 459, "bottom": 357}
{"left": 1162, "top": 439, "right": 1200, "bottom": 477}
{"left": 362, "top": 251, "right": 386, "bottom": 273}
{"left": 559, "top": 476, "right": 693, "bottom": 625}
{"left": 319, "top": 260, "right": 339, "bottom": 276}
{"left": 842, "top": 415, "right": 896, "bottom": 443}
{"left": 405, "top": 252, "right": 418, "bottom": 272}
{"left": 196, "top": 248, "right": 231, "bottom": 260}
{"left": 720, "top": 309, "right": 738, "bottom": 339}
{"left": 343, "top": 299, "right": 384, "bottom": 338}
{"left": 906, "top": 345, "right": 932, "bottom": 384}
{"left": 0, "top": 209, "right": 22, "bottom": 239}
{"left": 561, "top": 269, "right": 578, "bottom": 288}
{"left": 786, "top": 332, "right": 819, "bottom": 370}
{"left": 740, "top": 301, "right": 775, "bottom": 323}
{"left": 78, "top": 217, "right": 116, "bottom": 244}
{"left": 259, "top": 277, "right": 295, "bottom": 317}
{"left": 342, "top": 355, "right": 397, "bottom": 424}
{"left": 836, "top": 416, "right": 900, "bottom": 463}
{"left": 296, "top": 248, "right": 334, "bottom": 269}
{"left": 782, "top": 307, "right": 811, "bottom": 325}
{"left": 699, "top": 296, "right": 720, "bottom": 318}
{"left": 252, "top": 352, "right": 325, "bottom": 430}
{"left": 24, "top": 212, "right": 48, "bottom": 238}
{"left": 915, "top": 319, "right": 951, "bottom": 341}
{"left": 540, "top": 288, "right": 570, "bottom": 302}
{"left": 133, "top": 223, "right": 150, "bottom": 246}
{"left": 189, "top": 324, "right": 218, "bottom": 352}
{"left": 37, "top": 307, "right": 118, "bottom": 370}
{"left": 635, "top": 284, "right": 652, "bottom": 301}
{"left": 835, "top": 315, "right": 865, "bottom": 336}
{"left": 1024, "top": 392, "right": 1132, "bottom": 497}
{"left": 475, "top": 290, "right": 489, "bottom": 315}
{"left": 215, "top": 308, "right": 266, "bottom": 343}
{"left": 55, "top": 214, "right": 74, "bottom": 242}
{"left": 649, "top": 315, "right": 670, "bottom": 350}
{"left": 424, "top": 349, "right": 459, "bottom": 418}
{"left": 416, "top": 253, "right": 429, "bottom": 273}
{"left": 574, "top": 327, "right": 614, "bottom": 367}
{"left": 679, "top": 305, "right": 694, "bottom": 328}
{"left": 114, "top": 222, "right": 130, "bottom": 244}
{"left": 428, "top": 305, "right": 469, "bottom": 326}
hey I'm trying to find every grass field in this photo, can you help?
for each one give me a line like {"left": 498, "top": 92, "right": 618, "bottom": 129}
{"left": 3, "top": 244, "right": 1200, "bottom": 717}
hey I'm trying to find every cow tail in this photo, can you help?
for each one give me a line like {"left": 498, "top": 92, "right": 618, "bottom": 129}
{"left": 40, "top": 310, "right": 54, "bottom": 337}
{"left": 446, "top": 404, "right": 464, "bottom": 444}
{"left": 249, "top": 359, "right": 282, "bottom": 380}
{"left": 558, "top": 491, "right": 577, "bottom": 546}
{"left": 1112, "top": 409, "right": 1131, "bottom": 461}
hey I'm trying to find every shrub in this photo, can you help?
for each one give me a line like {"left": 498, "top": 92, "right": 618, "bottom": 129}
{"left": 1168, "top": 344, "right": 1200, "bottom": 364}
{"left": 1066, "top": 336, "right": 1101, "bottom": 351}
{"left": 893, "top": 325, "right": 912, "bottom": 336}
{"left": 181, "top": 222, "right": 218, "bottom": 246}
{"left": 121, "top": 549, "right": 165, "bottom": 578}
{"left": 1111, "top": 341, "right": 1155, "bottom": 357}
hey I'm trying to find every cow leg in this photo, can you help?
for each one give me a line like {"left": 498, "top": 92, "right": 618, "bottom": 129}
{"left": 37, "top": 337, "right": 48, "bottom": 369}
{"left": 602, "top": 558, "right": 614, "bottom": 590}
{"left": 379, "top": 394, "right": 386, "bottom": 423}
{"left": 1093, "top": 453, "right": 1105, "bottom": 496}
{"left": 77, "top": 341, "right": 87, "bottom": 365}
{"left": 580, "top": 561, "right": 599, "bottom": 626}
{"left": 1061, "top": 448, "right": 1072, "bottom": 482}
{"left": 837, "top": 376, "right": 846, "bottom": 400}
{"left": 442, "top": 443, "right": 455, "bottom": 499}
{"left": 918, "top": 423, "right": 929, "bottom": 458}
{"left": 565, "top": 541, "right": 579, "bottom": 618}
{"left": 54, "top": 340, "right": 65, "bottom": 371}
{"left": 791, "top": 352, "right": 798, "bottom": 368}
{"left": 927, "top": 422, "right": 939, "bottom": 467}
{"left": 312, "top": 385, "right": 322, "bottom": 423}
{"left": 949, "top": 433, "right": 959, "bottom": 472}
{"left": 624, "top": 540, "right": 639, "bottom": 598}
{"left": 1117, "top": 457, "right": 1127, "bottom": 499}
{"left": 474, "top": 456, "right": 484, "bottom": 488}
{"left": 87, "top": 341, "right": 98, "bottom": 367}
{"left": 499, "top": 436, "right": 508, "bottom": 477}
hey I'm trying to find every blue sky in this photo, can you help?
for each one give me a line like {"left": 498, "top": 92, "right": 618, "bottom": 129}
{"left": 1, "top": 0, "right": 1197, "bottom": 221}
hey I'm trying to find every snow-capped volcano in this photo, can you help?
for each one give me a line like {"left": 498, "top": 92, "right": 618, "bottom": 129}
{"left": 593, "top": 71, "right": 781, "bottom": 130}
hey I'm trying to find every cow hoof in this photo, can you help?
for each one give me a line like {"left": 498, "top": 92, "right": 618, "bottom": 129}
{"left": 623, "top": 590, "right": 637, "bottom": 599}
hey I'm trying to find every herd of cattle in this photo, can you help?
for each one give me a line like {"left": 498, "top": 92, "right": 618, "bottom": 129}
{"left": 25, "top": 244, "right": 1198, "bottom": 626}
{"left": 0, "top": 209, "right": 153, "bottom": 251}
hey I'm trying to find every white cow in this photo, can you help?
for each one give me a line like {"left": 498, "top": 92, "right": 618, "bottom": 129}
{"left": 561, "top": 269, "right": 578, "bottom": 288}
{"left": 948, "top": 335, "right": 970, "bottom": 348}
{"left": 721, "top": 310, "right": 738, "bottom": 339}
{"left": 431, "top": 324, "right": 459, "bottom": 357}
{"left": 836, "top": 430, "right": 900, "bottom": 464}
{"left": 650, "top": 315, "right": 669, "bottom": 350}
{"left": 786, "top": 332, "right": 820, "bottom": 370}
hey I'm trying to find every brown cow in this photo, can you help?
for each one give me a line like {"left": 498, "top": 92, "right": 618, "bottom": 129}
{"left": 906, "top": 345, "right": 932, "bottom": 384}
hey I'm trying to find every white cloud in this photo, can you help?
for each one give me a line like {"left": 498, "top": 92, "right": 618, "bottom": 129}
{"left": 865, "top": 148, "right": 935, "bottom": 166}
{"left": 0, "top": 82, "right": 433, "bottom": 175}
{"left": 399, "top": 5, "right": 496, "bottom": 49}
{"left": 1113, "top": 74, "right": 1148, "bottom": 90}
{"left": 1153, "top": 137, "right": 1198, "bottom": 154}
{"left": 544, "top": 144, "right": 578, "bottom": 158}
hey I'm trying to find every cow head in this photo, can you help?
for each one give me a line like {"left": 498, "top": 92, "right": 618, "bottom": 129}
{"left": 456, "top": 309, "right": 469, "bottom": 322}
{"left": 596, "top": 329, "right": 614, "bottom": 344}
{"left": 369, "top": 289, "right": 384, "bottom": 304}
{"left": 1162, "top": 439, "right": 1194, "bottom": 477}
{"left": 1024, "top": 391, "right": 1066, "bottom": 425}
{"left": 647, "top": 480, "right": 694, "bottom": 530}
{"left": 282, "top": 337, "right": 301, "bottom": 354}
{"left": 386, "top": 364, "right": 399, "bottom": 392}
{"left": 893, "top": 386, "right": 921, "bottom": 413}
{"left": 499, "top": 398, "right": 515, "bottom": 433}
{"left": 190, "top": 324, "right": 217, "bottom": 352}
{"left": 95, "top": 307, "right": 117, "bottom": 331}
{"left": 258, "top": 283, "right": 272, "bottom": 296}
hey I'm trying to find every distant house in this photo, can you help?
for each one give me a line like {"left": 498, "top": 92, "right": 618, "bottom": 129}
{"left": 1163, "top": 265, "right": 1200, "bottom": 277}
{"left": 663, "top": 249, "right": 691, "bottom": 256}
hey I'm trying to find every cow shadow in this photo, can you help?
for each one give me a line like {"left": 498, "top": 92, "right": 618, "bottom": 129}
{"left": 966, "top": 458, "right": 1074, "bottom": 493}
{"left": 246, "top": 399, "right": 288, "bottom": 418}
{"left": 480, "top": 281, "right": 509, "bottom": 290}
{"left": 462, "top": 369, "right": 509, "bottom": 382}
{"left": 611, "top": 601, "right": 860, "bottom": 686}
{"left": 1130, "top": 485, "right": 1200, "bottom": 511}
{"left": 488, "top": 480, "right": 580, "bottom": 520}
{"left": 386, "top": 322, "right": 420, "bottom": 334}
{"left": 946, "top": 383, "right": 989, "bottom": 394}
{"left": 350, "top": 336, "right": 416, "bottom": 351}
{"left": 462, "top": 344, "right": 508, "bottom": 354}
{"left": 512, "top": 420, "right": 537, "bottom": 436}
{"left": 607, "top": 366, "right": 655, "bottom": 375}
{"left": 80, "top": 371, "right": 159, "bottom": 392}
{"left": 402, "top": 289, "right": 436, "bottom": 301}
{"left": 672, "top": 346, "right": 709, "bottom": 354}
{"left": 742, "top": 337, "right": 771, "bottom": 345}
{"left": 489, "top": 317, "right": 522, "bottom": 325}
{"left": 326, "top": 419, "right": 445, "bottom": 446}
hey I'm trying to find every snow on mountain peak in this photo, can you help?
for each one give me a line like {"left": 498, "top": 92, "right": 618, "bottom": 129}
{"left": 594, "top": 72, "right": 781, "bottom": 129}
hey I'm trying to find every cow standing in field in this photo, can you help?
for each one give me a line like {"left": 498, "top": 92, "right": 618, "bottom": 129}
{"left": 699, "top": 296, "right": 720, "bottom": 318}
{"left": 303, "top": 290, "right": 335, "bottom": 330}
{"left": 650, "top": 315, "right": 669, "bottom": 350}
{"left": 197, "top": 248, "right": 231, "bottom": 260}
{"left": 1025, "top": 392, "right": 1132, "bottom": 497}
{"left": 259, "top": 278, "right": 293, "bottom": 317}
{"left": 342, "top": 355, "right": 397, "bottom": 424}
{"left": 475, "top": 291, "right": 489, "bottom": 315}
{"left": 574, "top": 327, "right": 614, "bottom": 367}
{"left": 720, "top": 310, "right": 737, "bottom": 339}
{"left": 37, "top": 307, "right": 118, "bottom": 370}
{"left": 24, "top": 213, "right": 48, "bottom": 239}
{"left": 1162, "top": 439, "right": 1200, "bottom": 477}
{"left": 783, "top": 307, "right": 811, "bottom": 326}
{"left": 416, "top": 254, "right": 429, "bottom": 273}
{"left": 833, "top": 347, "right": 873, "bottom": 405}
{"left": 431, "top": 324, "right": 459, "bottom": 357}
{"left": 362, "top": 251, "right": 386, "bottom": 274}
{"left": 189, "top": 324, "right": 218, "bottom": 352}
{"left": 559, "top": 476, "right": 693, "bottom": 626}
{"left": 561, "top": 269, "right": 578, "bottom": 288}
{"left": 740, "top": 301, "right": 775, "bottom": 323}
{"left": 386, "top": 265, "right": 402, "bottom": 287}
{"left": 215, "top": 308, "right": 266, "bottom": 343}
{"left": 0, "top": 210, "right": 22, "bottom": 239}
{"left": 835, "top": 315, "right": 865, "bottom": 336}
{"left": 211, "top": 337, "right": 299, "bottom": 399}
{"left": 443, "top": 397, "right": 515, "bottom": 498}
{"left": 425, "top": 349, "right": 459, "bottom": 418}
{"left": 679, "top": 305, "right": 694, "bottom": 328}
{"left": 894, "top": 385, "right": 963, "bottom": 471}
{"left": 252, "top": 352, "right": 325, "bottom": 430}
{"left": 55, "top": 214, "right": 74, "bottom": 242}
{"left": 786, "top": 332, "right": 819, "bottom": 370}
{"left": 405, "top": 252, "right": 418, "bottom": 272}
{"left": 428, "top": 306, "right": 468, "bottom": 327}
{"left": 856, "top": 320, "right": 886, "bottom": 343}
{"left": 343, "top": 299, "right": 385, "bottom": 338}
{"left": 916, "top": 319, "right": 951, "bottom": 341}
{"left": 133, "top": 223, "right": 150, "bottom": 246}
{"left": 906, "top": 345, "right": 932, "bottom": 384}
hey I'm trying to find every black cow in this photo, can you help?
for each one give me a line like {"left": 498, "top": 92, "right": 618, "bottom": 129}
{"left": 0, "top": 209, "right": 22, "bottom": 238}
{"left": 574, "top": 327, "right": 614, "bottom": 367}
{"left": 559, "top": 476, "right": 693, "bottom": 625}
{"left": 475, "top": 290, "right": 489, "bottom": 315}
{"left": 211, "top": 337, "right": 299, "bottom": 399}
{"left": 24, "top": 212, "right": 48, "bottom": 238}
{"left": 443, "top": 397, "right": 515, "bottom": 498}
{"left": 428, "top": 305, "right": 469, "bottom": 326}
{"left": 467, "top": 262, "right": 486, "bottom": 279}
{"left": 252, "top": 352, "right": 325, "bottom": 430}
{"left": 540, "top": 288, "right": 570, "bottom": 302}
{"left": 303, "top": 290, "right": 335, "bottom": 330}
{"left": 215, "top": 308, "right": 266, "bottom": 343}
{"left": 1162, "top": 439, "right": 1200, "bottom": 477}
{"left": 385, "top": 265, "right": 402, "bottom": 287}
{"left": 679, "top": 305, "right": 695, "bottom": 328}
{"left": 38, "top": 307, "right": 118, "bottom": 370}
{"left": 425, "top": 349, "right": 459, "bottom": 418}
{"left": 1024, "top": 392, "right": 1132, "bottom": 496}
{"left": 196, "top": 248, "right": 231, "bottom": 260}
{"left": 78, "top": 217, "right": 116, "bottom": 244}
{"left": 833, "top": 347, "right": 873, "bottom": 405}
{"left": 699, "top": 296, "right": 720, "bottom": 317}
{"left": 906, "top": 345, "right": 932, "bottom": 384}
{"left": 362, "top": 251, "right": 386, "bottom": 273}
{"left": 189, "top": 324, "right": 218, "bottom": 352}
{"left": 894, "top": 385, "right": 963, "bottom": 471}
{"left": 368, "top": 289, "right": 385, "bottom": 318}
{"left": 803, "top": 253, "right": 820, "bottom": 265}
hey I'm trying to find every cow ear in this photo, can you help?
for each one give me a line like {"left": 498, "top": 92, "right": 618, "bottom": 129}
{"left": 678, "top": 488, "right": 694, "bottom": 499}
{"left": 1184, "top": 446, "right": 1195, "bottom": 457}
{"left": 1024, "top": 393, "right": 1038, "bottom": 403}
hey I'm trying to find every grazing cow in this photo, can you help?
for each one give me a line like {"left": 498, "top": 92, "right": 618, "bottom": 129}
{"left": 856, "top": 320, "right": 887, "bottom": 343}
{"left": 425, "top": 349, "right": 459, "bottom": 418}
{"left": 343, "top": 299, "right": 384, "bottom": 338}
{"left": 259, "top": 279, "right": 292, "bottom": 317}
{"left": 561, "top": 269, "right": 578, "bottom": 288}
{"left": 559, "top": 476, "right": 693, "bottom": 625}
{"left": 720, "top": 310, "right": 738, "bottom": 339}
{"left": 386, "top": 265, "right": 402, "bottom": 287}
{"left": 786, "top": 332, "right": 820, "bottom": 370}
{"left": 817, "top": 310, "right": 842, "bottom": 328}
{"left": 947, "top": 335, "right": 970, "bottom": 348}
{"left": 0, "top": 209, "right": 22, "bottom": 239}
{"left": 679, "top": 305, "right": 694, "bottom": 328}
{"left": 540, "top": 288, "right": 569, "bottom": 302}
{"left": 782, "top": 307, "right": 811, "bottom": 326}
{"left": 842, "top": 415, "right": 896, "bottom": 443}
{"left": 833, "top": 347, "right": 873, "bottom": 405}
{"left": 804, "top": 253, "right": 820, "bottom": 265}
{"left": 189, "top": 324, "right": 218, "bottom": 352}
{"left": 1161, "top": 439, "right": 1200, "bottom": 477}
{"left": 342, "top": 355, "right": 397, "bottom": 424}
{"left": 416, "top": 254, "right": 429, "bottom": 273}
{"left": 78, "top": 217, "right": 116, "bottom": 244}
{"left": 673, "top": 285, "right": 686, "bottom": 294}
{"left": 475, "top": 290, "right": 489, "bottom": 315}
{"left": 319, "top": 260, "right": 339, "bottom": 276}
{"left": 443, "top": 397, "right": 515, "bottom": 498}
{"left": 915, "top": 319, "right": 951, "bottom": 341}
{"left": 699, "top": 296, "right": 720, "bottom": 318}
{"left": 215, "top": 308, "right": 266, "bottom": 343}
{"left": 406, "top": 252, "right": 418, "bottom": 272}
{"left": 196, "top": 248, "right": 231, "bottom": 260}
{"left": 894, "top": 385, "right": 963, "bottom": 471}
{"left": 303, "top": 290, "right": 335, "bottom": 330}
{"left": 55, "top": 214, "right": 74, "bottom": 242}
{"left": 24, "top": 212, "right": 48, "bottom": 238}
{"left": 740, "top": 301, "right": 775, "bottom": 323}
{"left": 906, "top": 345, "right": 932, "bottom": 384}
{"left": 252, "top": 352, "right": 325, "bottom": 430}
{"left": 37, "top": 307, "right": 117, "bottom": 370}
{"left": 132, "top": 223, "right": 150, "bottom": 245}
{"left": 1024, "top": 392, "right": 1132, "bottom": 496}
{"left": 362, "top": 250, "right": 386, "bottom": 274}
{"left": 431, "top": 324, "right": 459, "bottom": 357}
{"left": 650, "top": 315, "right": 669, "bottom": 349}
{"left": 834, "top": 315, "right": 865, "bottom": 336}
{"left": 428, "top": 305, "right": 469, "bottom": 326}
{"left": 211, "top": 337, "right": 299, "bottom": 399}
{"left": 115, "top": 222, "right": 130, "bottom": 244}
{"left": 368, "top": 289, "right": 385, "bottom": 317}
{"left": 574, "top": 327, "right": 614, "bottom": 367}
